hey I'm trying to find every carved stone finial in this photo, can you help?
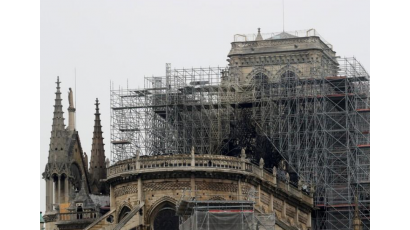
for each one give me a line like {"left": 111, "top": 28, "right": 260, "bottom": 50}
{"left": 259, "top": 157, "right": 265, "bottom": 168}
{"left": 56, "top": 76, "right": 60, "bottom": 88}
{"left": 191, "top": 146, "right": 195, "bottom": 156}
{"left": 105, "top": 158, "right": 110, "bottom": 167}
{"left": 279, "top": 160, "right": 287, "bottom": 171}
{"left": 256, "top": 28, "right": 263, "bottom": 41}
{"left": 241, "top": 148, "right": 246, "bottom": 159}
{"left": 286, "top": 173, "right": 290, "bottom": 182}
{"left": 273, "top": 166, "right": 277, "bottom": 175}
{"left": 136, "top": 149, "right": 140, "bottom": 159}
{"left": 95, "top": 98, "right": 100, "bottom": 112}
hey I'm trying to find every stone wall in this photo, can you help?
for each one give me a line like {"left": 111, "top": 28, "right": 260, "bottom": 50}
{"left": 107, "top": 154, "right": 314, "bottom": 230}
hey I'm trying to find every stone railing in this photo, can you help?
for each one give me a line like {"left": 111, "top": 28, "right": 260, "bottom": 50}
{"left": 107, "top": 153, "right": 313, "bottom": 205}
{"left": 57, "top": 211, "right": 100, "bottom": 222}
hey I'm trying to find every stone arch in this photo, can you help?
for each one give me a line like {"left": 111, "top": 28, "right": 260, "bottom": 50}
{"left": 276, "top": 65, "right": 303, "bottom": 80}
{"left": 246, "top": 67, "right": 274, "bottom": 81}
{"left": 145, "top": 196, "right": 177, "bottom": 223}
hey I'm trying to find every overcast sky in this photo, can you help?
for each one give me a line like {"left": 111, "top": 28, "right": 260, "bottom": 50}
{"left": 40, "top": 0, "right": 369, "bottom": 212}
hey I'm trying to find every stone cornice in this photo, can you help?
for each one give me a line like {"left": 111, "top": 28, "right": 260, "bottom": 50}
{"left": 228, "top": 36, "right": 336, "bottom": 62}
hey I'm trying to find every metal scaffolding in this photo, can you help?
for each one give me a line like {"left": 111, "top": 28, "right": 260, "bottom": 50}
{"left": 111, "top": 56, "right": 370, "bottom": 230}
{"left": 177, "top": 199, "right": 275, "bottom": 230}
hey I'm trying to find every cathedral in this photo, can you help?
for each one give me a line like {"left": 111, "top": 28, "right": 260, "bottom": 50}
{"left": 42, "top": 28, "right": 369, "bottom": 230}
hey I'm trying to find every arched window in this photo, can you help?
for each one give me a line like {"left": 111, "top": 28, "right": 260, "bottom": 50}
{"left": 280, "top": 70, "right": 297, "bottom": 80}
{"left": 153, "top": 205, "right": 178, "bottom": 230}
{"left": 251, "top": 73, "right": 269, "bottom": 99}
{"left": 280, "top": 70, "right": 298, "bottom": 97}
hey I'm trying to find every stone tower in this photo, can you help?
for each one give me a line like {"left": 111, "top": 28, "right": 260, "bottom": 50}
{"left": 226, "top": 28, "right": 338, "bottom": 84}
{"left": 89, "top": 98, "right": 107, "bottom": 194}
{"left": 42, "top": 77, "right": 90, "bottom": 230}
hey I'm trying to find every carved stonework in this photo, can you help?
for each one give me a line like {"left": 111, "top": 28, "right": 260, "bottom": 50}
{"left": 246, "top": 66, "right": 274, "bottom": 80}
{"left": 114, "top": 185, "right": 138, "bottom": 197}
{"left": 196, "top": 182, "right": 238, "bottom": 193}
{"left": 272, "top": 197, "right": 283, "bottom": 212}
{"left": 105, "top": 153, "right": 314, "bottom": 230}
{"left": 299, "top": 211, "right": 308, "bottom": 225}
{"left": 143, "top": 181, "right": 190, "bottom": 191}
{"left": 43, "top": 213, "right": 57, "bottom": 222}
{"left": 260, "top": 192, "right": 270, "bottom": 205}
{"left": 45, "top": 162, "right": 71, "bottom": 178}
{"left": 286, "top": 204, "right": 296, "bottom": 218}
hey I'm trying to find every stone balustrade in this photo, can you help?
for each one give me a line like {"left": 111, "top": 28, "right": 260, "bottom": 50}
{"left": 57, "top": 211, "right": 99, "bottom": 222}
{"left": 107, "top": 154, "right": 313, "bottom": 205}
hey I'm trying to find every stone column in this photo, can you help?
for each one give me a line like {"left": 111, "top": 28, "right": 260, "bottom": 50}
{"left": 110, "top": 185, "right": 115, "bottom": 212}
{"left": 238, "top": 179, "right": 242, "bottom": 200}
{"left": 137, "top": 176, "right": 144, "bottom": 226}
{"left": 257, "top": 185, "right": 261, "bottom": 206}
{"left": 296, "top": 207, "right": 299, "bottom": 224}
{"left": 65, "top": 176, "right": 69, "bottom": 203}
{"left": 191, "top": 146, "right": 195, "bottom": 167}
{"left": 137, "top": 177, "right": 143, "bottom": 202}
{"left": 58, "top": 175, "right": 62, "bottom": 204}
{"left": 282, "top": 201, "right": 287, "bottom": 219}
{"left": 307, "top": 212, "right": 312, "bottom": 228}
{"left": 54, "top": 177, "right": 58, "bottom": 209}
{"left": 49, "top": 178, "right": 54, "bottom": 210}
{"left": 190, "top": 174, "right": 196, "bottom": 198}
{"left": 46, "top": 178, "right": 50, "bottom": 211}
{"left": 269, "top": 194, "right": 274, "bottom": 213}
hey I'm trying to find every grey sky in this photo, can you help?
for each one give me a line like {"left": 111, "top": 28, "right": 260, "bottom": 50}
{"left": 40, "top": 0, "right": 369, "bottom": 212}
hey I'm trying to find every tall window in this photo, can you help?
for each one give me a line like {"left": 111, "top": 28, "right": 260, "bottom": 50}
{"left": 252, "top": 73, "right": 269, "bottom": 99}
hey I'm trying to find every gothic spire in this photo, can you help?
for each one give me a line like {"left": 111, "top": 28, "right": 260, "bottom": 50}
{"left": 51, "top": 76, "right": 66, "bottom": 133}
{"left": 48, "top": 76, "right": 68, "bottom": 163}
{"left": 89, "top": 98, "right": 107, "bottom": 193}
